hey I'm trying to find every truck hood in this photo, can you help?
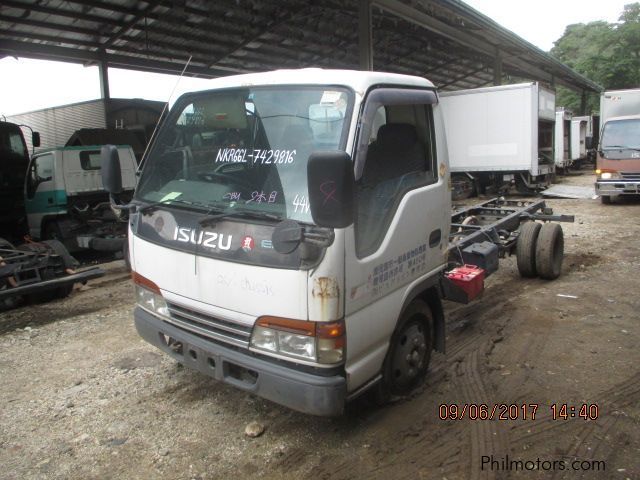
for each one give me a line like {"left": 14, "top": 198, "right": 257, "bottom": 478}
{"left": 598, "top": 154, "right": 640, "bottom": 172}
{"left": 131, "top": 210, "right": 308, "bottom": 323}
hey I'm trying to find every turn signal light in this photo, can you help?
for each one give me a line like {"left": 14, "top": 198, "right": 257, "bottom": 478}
{"left": 132, "top": 271, "right": 161, "bottom": 295}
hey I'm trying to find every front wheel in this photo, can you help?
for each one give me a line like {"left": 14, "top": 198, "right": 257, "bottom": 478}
{"left": 379, "top": 300, "right": 433, "bottom": 399}
{"left": 600, "top": 195, "right": 611, "bottom": 205}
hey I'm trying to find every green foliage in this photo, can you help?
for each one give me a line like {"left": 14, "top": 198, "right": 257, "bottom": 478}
{"left": 551, "top": 3, "right": 640, "bottom": 114}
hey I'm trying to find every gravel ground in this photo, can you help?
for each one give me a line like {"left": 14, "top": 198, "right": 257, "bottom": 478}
{"left": 0, "top": 171, "right": 638, "bottom": 480}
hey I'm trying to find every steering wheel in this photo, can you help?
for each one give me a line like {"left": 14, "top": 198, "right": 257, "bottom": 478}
{"left": 196, "top": 172, "right": 253, "bottom": 190}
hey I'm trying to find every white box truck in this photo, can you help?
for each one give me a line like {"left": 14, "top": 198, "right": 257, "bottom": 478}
{"left": 100, "top": 69, "right": 571, "bottom": 415}
{"left": 595, "top": 88, "right": 640, "bottom": 203}
{"left": 555, "top": 108, "right": 573, "bottom": 171}
{"left": 439, "top": 83, "right": 555, "bottom": 198}
{"left": 571, "top": 115, "right": 589, "bottom": 166}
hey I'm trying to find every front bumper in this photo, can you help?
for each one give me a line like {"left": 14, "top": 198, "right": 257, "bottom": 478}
{"left": 135, "top": 307, "right": 347, "bottom": 416}
{"left": 595, "top": 180, "right": 640, "bottom": 197}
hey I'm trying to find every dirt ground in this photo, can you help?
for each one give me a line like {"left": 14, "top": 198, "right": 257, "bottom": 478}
{"left": 1, "top": 171, "right": 638, "bottom": 480}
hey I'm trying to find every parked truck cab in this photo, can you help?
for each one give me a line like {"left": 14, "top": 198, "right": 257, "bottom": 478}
{"left": 595, "top": 115, "right": 640, "bottom": 203}
{"left": 104, "top": 69, "right": 451, "bottom": 415}
{"left": 596, "top": 89, "right": 640, "bottom": 204}
{"left": 25, "top": 145, "right": 136, "bottom": 251}
{"left": 0, "top": 120, "right": 39, "bottom": 235}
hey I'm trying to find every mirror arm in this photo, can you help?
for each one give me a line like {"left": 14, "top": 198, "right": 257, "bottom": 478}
{"left": 108, "top": 194, "right": 135, "bottom": 220}
{"left": 301, "top": 226, "right": 335, "bottom": 248}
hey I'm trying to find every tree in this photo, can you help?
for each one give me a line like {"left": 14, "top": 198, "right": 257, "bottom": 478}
{"left": 550, "top": 3, "right": 640, "bottom": 114}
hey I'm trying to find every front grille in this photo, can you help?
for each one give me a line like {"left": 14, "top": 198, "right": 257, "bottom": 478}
{"left": 621, "top": 172, "right": 640, "bottom": 181}
{"left": 164, "top": 302, "right": 253, "bottom": 348}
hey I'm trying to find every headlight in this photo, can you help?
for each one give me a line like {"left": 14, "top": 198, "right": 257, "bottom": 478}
{"left": 135, "top": 285, "right": 169, "bottom": 317}
{"left": 250, "top": 316, "right": 345, "bottom": 364}
{"left": 596, "top": 169, "right": 620, "bottom": 180}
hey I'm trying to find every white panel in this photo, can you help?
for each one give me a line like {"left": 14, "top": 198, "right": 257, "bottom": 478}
{"left": 468, "top": 143, "right": 518, "bottom": 157}
{"left": 601, "top": 89, "right": 640, "bottom": 125}
{"left": 538, "top": 87, "right": 556, "bottom": 120}
{"left": 61, "top": 146, "right": 136, "bottom": 195}
{"left": 440, "top": 83, "right": 539, "bottom": 172}
{"left": 133, "top": 236, "right": 308, "bottom": 320}
{"left": 7, "top": 100, "right": 107, "bottom": 152}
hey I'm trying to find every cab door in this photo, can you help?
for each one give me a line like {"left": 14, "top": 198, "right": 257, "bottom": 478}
{"left": 343, "top": 88, "right": 450, "bottom": 390}
{"left": 25, "top": 153, "right": 64, "bottom": 238}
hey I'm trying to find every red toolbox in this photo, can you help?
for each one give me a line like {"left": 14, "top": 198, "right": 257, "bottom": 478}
{"left": 445, "top": 264, "right": 485, "bottom": 300}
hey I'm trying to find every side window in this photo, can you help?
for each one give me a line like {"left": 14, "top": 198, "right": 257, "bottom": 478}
{"left": 26, "top": 154, "right": 54, "bottom": 199}
{"left": 79, "top": 150, "right": 102, "bottom": 170}
{"left": 9, "top": 133, "right": 27, "bottom": 158}
{"left": 355, "top": 90, "right": 437, "bottom": 257}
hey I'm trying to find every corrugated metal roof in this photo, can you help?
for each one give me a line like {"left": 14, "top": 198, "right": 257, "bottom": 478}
{"left": 0, "top": 0, "right": 601, "bottom": 93}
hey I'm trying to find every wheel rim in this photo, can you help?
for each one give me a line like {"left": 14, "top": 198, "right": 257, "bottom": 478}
{"left": 390, "top": 321, "right": 427, "bottom": 389}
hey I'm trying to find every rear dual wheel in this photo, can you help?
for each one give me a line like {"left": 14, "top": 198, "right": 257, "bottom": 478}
{"left": 516, "top": 222, "right": 564, "bottom": 280}
{"left": 535, "top": 223, "right": 564, "bottom": 280}
{"left": 516, "top": 222, "right": 541, "bottom": 277}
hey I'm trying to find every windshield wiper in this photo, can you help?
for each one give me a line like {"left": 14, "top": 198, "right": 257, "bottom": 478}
{"left": 199, "top": 208, "right": 281, "bottom": 227}
{"left": 138, "top": 198, "right": 220, "bottom": 215}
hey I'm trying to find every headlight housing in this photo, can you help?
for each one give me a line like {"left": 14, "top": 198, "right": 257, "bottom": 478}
{"left": 133, "top": 272, "right": 169, "bottom": 317}
{"left": 596, "top": 169, "right": 621, "bottom": 180}
{"left": 250, "top": 316, "right": 345, "bottom": 365}
{"left": 135, "top": 285, "right": 169, "bottom": 317}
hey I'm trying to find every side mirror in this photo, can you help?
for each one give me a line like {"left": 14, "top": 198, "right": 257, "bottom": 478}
{"left": 101, "top": 144, "right": 123, "bottom": 194}
{"left": 307, "top": 151, "right": 355, "bottom": 228}
{"left": 31, "top": 132, "right": 41, "bottom": 148}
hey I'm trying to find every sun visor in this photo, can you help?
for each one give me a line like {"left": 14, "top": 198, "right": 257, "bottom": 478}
{"left": 197, "top": 94, "right": 248, "bottom": 129}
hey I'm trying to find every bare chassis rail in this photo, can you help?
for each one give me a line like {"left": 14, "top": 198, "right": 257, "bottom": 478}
{"left": 0, "top": 267, "right": 105, "bottom": 300}
{"left": 448, "top": 198, "right": 574, "bottom": 256}
{"left": 0, "top": 245, "right": 105, "bottom": 301}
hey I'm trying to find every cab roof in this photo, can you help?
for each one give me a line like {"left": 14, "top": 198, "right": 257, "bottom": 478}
{"left": 604, "top": 115, "right": 640, "bottom": 122}
{"left": 174, "top": 68, "right": 434, "bottom": 100}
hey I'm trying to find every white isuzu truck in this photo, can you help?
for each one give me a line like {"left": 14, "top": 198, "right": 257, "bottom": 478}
{"left": 101, "top": 69, "right": 570, "bottom": 415}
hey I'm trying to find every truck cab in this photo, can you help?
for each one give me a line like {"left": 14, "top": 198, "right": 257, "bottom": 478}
{"left": 595, "top": 114, "right": 640, "bottom": 203}
{"left": 112, "top": 69, "right": 450, "bottom": 415}
{"left": 25, "top": 145, "right": 136, "bottom": 251}
{"left": 0, "top": 120, "right": 38, "bottom": 235}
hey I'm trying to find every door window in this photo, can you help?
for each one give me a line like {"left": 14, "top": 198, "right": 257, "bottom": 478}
{"left": 354, "top": 89, "right": 437, "bottom": 257}
{"left": 26, "top": 154, "right": 54, "bottom": 199}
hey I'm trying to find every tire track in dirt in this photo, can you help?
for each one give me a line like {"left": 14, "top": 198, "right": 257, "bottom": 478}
{"left": 510, "top": 370, "right": 640, "bottom": 444}
{"left": 549, "top": 416, "right": 618, "bottom": 480}
{"left": 456, "top": 349, "right": 510, "bottom": 480}
{"left": 505, "top": 370, "right": 640, "bottom": 479}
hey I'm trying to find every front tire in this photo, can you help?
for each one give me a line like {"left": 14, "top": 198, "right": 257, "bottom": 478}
{"left": 379, "top": 300, "right": 434, "bottom": 399}
{"left": 600, "top": 195, "right": 611, "bottom": 204}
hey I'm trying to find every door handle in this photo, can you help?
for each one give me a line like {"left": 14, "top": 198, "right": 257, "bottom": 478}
{"left": 429, "top": 229, "right": 441, "bottom": 248}
{"left": 47, "top": 197, "right": 53, "bottom": 204}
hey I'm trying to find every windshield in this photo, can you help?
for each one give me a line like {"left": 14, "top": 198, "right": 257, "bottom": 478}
{"left": 0, "top": 124, "right": 28, "bottom": 160}
{"left": 136, "top": 86, "right": 353, "bottom": 223}
{"left": 601, "top": 119, "right": 640, "bottom": 150}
